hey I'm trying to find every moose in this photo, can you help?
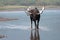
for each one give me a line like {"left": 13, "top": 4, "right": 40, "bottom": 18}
{"left": 25, "top": 6, "right": 45, "bottom": 29}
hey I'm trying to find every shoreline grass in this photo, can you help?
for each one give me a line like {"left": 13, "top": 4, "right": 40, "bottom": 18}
{"left": 0, "top": 5, "right": 60, "bottom": 11}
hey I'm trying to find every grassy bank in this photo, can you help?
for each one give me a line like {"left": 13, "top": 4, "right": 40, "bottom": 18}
{"left": 0, "top": 5, "right": 60, "bottom": 11}
{"left": 0, "top": 6, "right": 27, "bottom": 11}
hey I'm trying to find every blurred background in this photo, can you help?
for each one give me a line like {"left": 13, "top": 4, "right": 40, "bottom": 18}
{"left": 0, "top": 0, "right": 60, "bottom": 6}
{"left": 0, "top": 0, "right": 60, "bottom": 11}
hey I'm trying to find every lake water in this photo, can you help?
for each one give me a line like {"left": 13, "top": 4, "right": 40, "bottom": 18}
{"left": 0, "top": 10, "right": 60, "bottom": 40}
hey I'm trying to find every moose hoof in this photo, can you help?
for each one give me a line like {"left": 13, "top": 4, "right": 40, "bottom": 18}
{"left": 37, "top": 26, "right": 39, "bottom": 29}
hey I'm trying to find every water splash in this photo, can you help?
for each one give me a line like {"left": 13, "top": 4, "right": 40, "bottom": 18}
{"left": 0, "top": 24, "right": 50, "bottom": 31}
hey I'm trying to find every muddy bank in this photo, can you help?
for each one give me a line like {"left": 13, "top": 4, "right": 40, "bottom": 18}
{"left": 0, "top": 17, "right": 18, "bottom": 21}
{"left": 0, "top": 34, "right": 7, "bottom": 38}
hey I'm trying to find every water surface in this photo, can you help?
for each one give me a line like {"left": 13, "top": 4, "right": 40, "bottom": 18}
{"left": 0, "top": 10, "right": 60, "bottom": 40}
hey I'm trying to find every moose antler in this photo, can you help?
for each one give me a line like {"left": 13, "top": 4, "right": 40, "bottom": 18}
{"left": 40, "top": 6, "right": 45, "bottom": 14}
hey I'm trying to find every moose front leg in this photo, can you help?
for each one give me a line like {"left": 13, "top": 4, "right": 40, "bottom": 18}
{"left": 37, "top": 20, "right": 39, "bottom": 29}
{"left": 37, "top": 14, "right": 40, "bottom": 29}
{"left": 31, "top": 20, "right": 33, "bottom": 29}
{"left": 34, "top": 20, "right": 37, "bottom": 29}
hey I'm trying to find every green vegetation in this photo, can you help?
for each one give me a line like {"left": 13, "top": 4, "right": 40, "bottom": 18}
{"left": 0, "top": 0, "right": 60, "bottom": 10}
{"left": 0, "top": 0, "right": 60, "bottom": 6}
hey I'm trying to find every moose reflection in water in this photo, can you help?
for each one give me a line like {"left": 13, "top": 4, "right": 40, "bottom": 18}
{"left": 30, "top": 29, "right": 40, "bottom": 40}
{"left": 26, "top": 6, "right": 45, "bottom": 29}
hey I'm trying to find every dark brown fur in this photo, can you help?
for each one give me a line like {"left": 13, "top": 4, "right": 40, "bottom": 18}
{"left": 29, "top": 8, "right": 40, "bottom": 29}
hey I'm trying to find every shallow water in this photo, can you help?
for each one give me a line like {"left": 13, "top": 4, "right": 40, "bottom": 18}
{"left": 0, "top": 10, "right": 60, "bottom": 40}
